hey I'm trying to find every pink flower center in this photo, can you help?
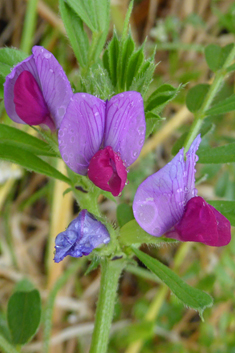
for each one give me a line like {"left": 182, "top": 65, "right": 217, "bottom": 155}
{"left": 14, "top": 70, "right": 55, "bottom": 130}
{"left": 88, "top": 146, "right": 127, "bottom": 197}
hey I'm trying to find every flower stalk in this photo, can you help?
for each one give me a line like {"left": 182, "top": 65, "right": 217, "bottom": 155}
{"left": 89, "top": 258, "right": 125, "bottom": 353}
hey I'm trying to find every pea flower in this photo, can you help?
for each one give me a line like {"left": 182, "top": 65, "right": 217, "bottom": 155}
{"left": 58, "top": 92, "right": 145, "bottom": 196}
{"left": 133, "top": 135, "right": 231, "bottom": 246}
{"left": 4, "top": 46, "right": 72, "bottom": 131}
{"left": 54, "top": 209, "right": 110, "bottom": 263}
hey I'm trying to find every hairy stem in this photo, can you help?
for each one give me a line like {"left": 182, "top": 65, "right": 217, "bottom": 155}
{"left": 89, "top": 258, "right": 125, "bottom": 353}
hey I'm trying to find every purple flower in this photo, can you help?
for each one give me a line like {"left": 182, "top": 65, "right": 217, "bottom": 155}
{"left": 58, "top": 92, "right": 145, "bottom": 196}
{"left": 4, "top": 46, "right": 72, "bottom": 131}
{"left": 54, "top": 209, "right": 110, "bottom": 263}
{"left": 133, "top": 135, "right": 231, "bottom": 247}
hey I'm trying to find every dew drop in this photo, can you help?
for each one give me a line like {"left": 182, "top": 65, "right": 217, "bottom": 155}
{"left": 44, "top": 52, "right": 52, "bottom": 59}
{"left": 153, "top": 227, "right": 160, "bottom": 234}
{"left": 70, "top": 136, "right": 75, "bottom": 143}
{"left": 139, "top": 138, "right": 144, "bottom": 145}
{"left": 63, "top": 154, "right": 69, "bottom": 162}
{"left": 49, "top": 68, "right": 54, "bottom": 73}
{"left": 133, "top": 151, "right": 138, "bottom": 157}
{"left": 103, "top": 238, "right": 109, "bottom": 244}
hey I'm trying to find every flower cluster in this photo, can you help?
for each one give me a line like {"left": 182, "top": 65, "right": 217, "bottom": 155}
{"left": 4, "top": 46, "right": 231, "bottom": 263}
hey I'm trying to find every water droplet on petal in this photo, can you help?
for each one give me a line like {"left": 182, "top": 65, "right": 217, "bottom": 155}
{"left": 153, "top": 227, "right": 160, "bottom": 235}
{"left": 44, "top": 52, "right": 52, "bottom": 59}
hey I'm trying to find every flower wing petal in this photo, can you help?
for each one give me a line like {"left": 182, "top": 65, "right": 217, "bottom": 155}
{"left": 4, "top": 55, "right": 39, "bottom": 124}
{"left": 58, "top": 93, "right": 106, "bottom": 175}
{"left": 133, "top": 149, "right": 186, "bottom": 236}
{"left": 32, "top": 46, "right": 73, "bottom": 128}
{"left": 104, "top": 91, "right": 146, "bottom": 167}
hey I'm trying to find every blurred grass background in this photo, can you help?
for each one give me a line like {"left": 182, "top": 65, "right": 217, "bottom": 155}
{"left": 0, "top": 0, "right": 235, "bottom": 352}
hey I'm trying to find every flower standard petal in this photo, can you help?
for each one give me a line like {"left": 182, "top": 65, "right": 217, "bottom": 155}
{"left": 133, "top": 148, "right": 186, "bottom": 236}
{"left": 32, "top": 46, "right": 73, "bottom": 128}
{"left": 54, "top": 210, "right": 110, "bottom": 263}
{"left": 58, "top": 93, "right": 106, "bottom": 175}
{"left": 104, "top": 91, "right": 146, "bottom": 167}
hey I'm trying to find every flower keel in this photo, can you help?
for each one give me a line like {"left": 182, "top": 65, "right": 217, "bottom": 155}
{"left": 88, "top": 146, "right": 127, "bottom": 197}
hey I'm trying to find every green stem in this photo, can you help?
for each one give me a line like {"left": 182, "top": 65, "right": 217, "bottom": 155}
{"left": 20, "top": 0, "right": 38, "bottom": 54}
{"left": 0, "top": 335, "right": 19, "bottom": 353}
{"left": 89, "top": 258, "right": 125, "bottom": 353}
{"left": 184, "top": 44, "right": 235, "bottom": 153}
{"left": 43, "top": 260, "right": 83, "bottom": 353}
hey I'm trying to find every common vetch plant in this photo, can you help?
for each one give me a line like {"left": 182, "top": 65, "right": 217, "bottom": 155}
{"left": 0, "top": 1, "right": 234, "bottom": 353}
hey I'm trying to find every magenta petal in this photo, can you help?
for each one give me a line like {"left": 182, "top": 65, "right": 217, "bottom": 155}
{"left": 88, "top": 146, "right": 127, "bottom": 196}
{"left": 58, "top": 93, "right": 106, "bottom": 175}
{"left": 32, "top": 46, "right": 73, "bottom": 128}
{"left": 14, "top": 71, "right": 55, "bottom": 129}
{"left": 4, "top": 54, "right": 39, "bottom": 125}
{"left": 104, "top": 91, "right": 146, "bottom": 167}
{"left": 172, "top": 197, "right": 231, "bottom": 246}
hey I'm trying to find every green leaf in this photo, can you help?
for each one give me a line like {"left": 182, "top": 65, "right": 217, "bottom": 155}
{"left": 117, "top": 204, "right": 134, "bottom": 228}
{"left": 119, "top": 219, "right": 177, "bottom": 246}
{"left": 59, "top": 0, "right": 89, "bottom": 68}
{"left": 198, "top": 143, "right": 235, "bottom": 163}
{"left": 205, "top": 43, "right": 235, "bottom": 72}
{"left": 219, "top": 43, "right": 235, "bottom": 68}
{"left": 145, "top": 113, "right": 162, "bottom": 139}
{"left": 207, "top": 200, "right": 235, "bottom": 226}
{"left": 0, "top": 76, "right": 4, "bottom": 98}
{"left": 206, "top": 94, "right": 235, "bottom": 116}
{"left": 129, "top": 57, "right": 156, "bottom": 96}
{"left": 0, "top": 142, "right": 70, "bottom": 184}
{"left": 7, "top": 289, "right": 41, "bottom": 344}
{"left": 132, "top": 247, "right": 213, "bottom": 318}
{"left": 126, "top": 46, "right": 145, "bottom": 89}
{"left": 14, "top": 279, "right": 35, "bottom": 292}
{"left": 145, "top": 84, "right": 180, "bottom": 113}
{"left": 108, "top": 32, "right": 120, "bottom": 87}
{"left": 186, "top": 84, "right": 210, "bottom": 113}
{"left": 66, "top": 0, "right": 109, "bottom": 32}
{"left": 205, "top": 44, "right": 221, "bottom": 72}
{"left": 0, "top": 124, "right": 57, "bottom": 157}
{"left": 0, "top": 48, "right": 28, "bottom": 77}
{"left": 119, "top": 33, "right": 135, "bottom": 89}
{"left": 85, "top": 257, "right": 100, "bottom": 275}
